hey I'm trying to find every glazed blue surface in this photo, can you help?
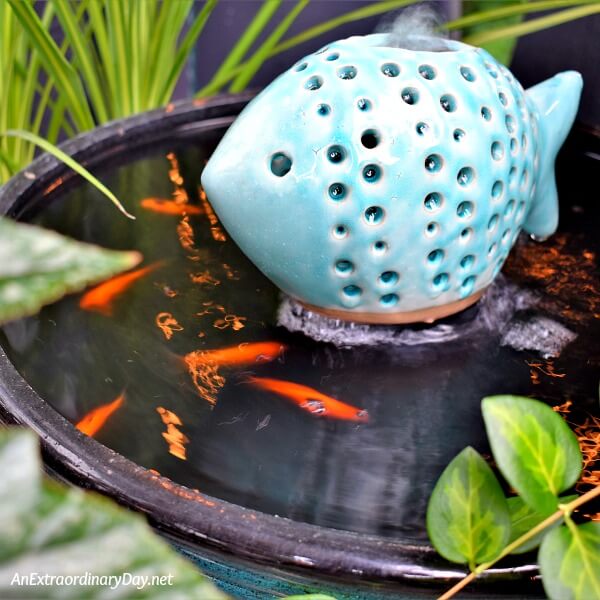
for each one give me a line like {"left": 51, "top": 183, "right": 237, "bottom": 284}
{"left": 202, "top": 34, "right": 582, "bottom": 317}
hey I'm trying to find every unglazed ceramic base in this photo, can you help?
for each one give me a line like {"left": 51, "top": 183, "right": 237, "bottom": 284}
{"left": 300, "top": 288, "right": 487, "bottom": 324}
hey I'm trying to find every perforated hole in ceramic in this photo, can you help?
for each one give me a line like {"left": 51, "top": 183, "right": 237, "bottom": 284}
{"left": 457, "top": 201, "right": 474, "bottom": 219}
{"left": 419, "top": 64, "right": 436, "bottom": 80}
{"left": 328, "top": 182, "right": 346, "bottom": 201}
{"left": 379, "top": 271, "right": 399, "bottom": 286}
{"left": 426, "top": 222, "right": 439, "bottom": 237}
{"left": 416, "top": 122, "right": 429, "bottom": 136}
{"left": 424, "top": 192, "right": 443, "bottom": 212}
{"left": 492, "top": 180, "right": 504, "bottom": 200}
{"left": 488, "top": 214, "right": 499, "bottom": 232}
{"left": 338, "top": 66, "right": 357, "bottom": 80}
{"left": 335, "top": 260, "right": 354, "bottom": 276}
{"left": 460, "top": 275, "right": 476, "bottom": 297}
{"left": 432, "top": 273, "right": 449, "bottom": 292}
{"left": 381, "top": 62, "right": 399, "bottom": 77}
{"left": 460, "top": 66, "right": 476, "bottom": 82}
{"left": 440, "top": 94, "right": 457, "bottom": 112}
{"left": 363, "top": 164, "right": 381, "bottom": 183}
{"left": 460, "top": 255, "right": 475, "bottom": 270}
{"left": 317, "top": 103, "right": 331, "bottom": 116}
{"left": 457, "top": 167, "right": 474, "bottom": 186}
{"left": 357, "top": 98, "right": 371, "bottom": 111}
{"left": 333, "top": 224, "right": 348, "bottom": 239}
{"left": 361, "top": 129, "right": 379, "bottom": 148}
{"left": 427, "top": 249, "right": 444, "bottom": 267}
{"left": 372, "top": 240, "right": 388, "bottom": 255}
{"left": 425, "top": 154, "right": 443, "bottom": 173}
{"left": 327, "top": 145, "right": 346, "bottom": 163}
{"left": 453, "top": 129, "right": 465, "bottom": 141}
{"left": 305, "top": 76, "right": 323, "bottom": 91}
{"left": 402, "top": 87, "right": 419, "bottom": 105}
{"left": 380, "top": 293, "right": 399, "bottom": 307}
{"left": 364, "top": 206, "right": 384, "bottom": 225}
{"left": 491, "top": 141, "right": 504, "bottom": 161}
{"left": 270, "top": 153, "right": 292, "bottom": 177}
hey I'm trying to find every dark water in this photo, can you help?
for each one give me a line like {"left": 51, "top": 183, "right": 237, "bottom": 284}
{"left": 1, "top": 129, "right": 599, "bottom": 542}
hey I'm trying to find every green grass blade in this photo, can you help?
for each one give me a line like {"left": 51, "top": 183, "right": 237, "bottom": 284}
{"left": 106, "top": 0, "right": 132, "bottom": 117}
{"left": 6, "top": 0, "right": 95, "bottom": 131}
{"left": 230, "top": 0, "right": 309, "bottom": 92}
{"left": 3, "top": 130, "right": 134, "bottom": 220}
{"left": 86, "top": 1, "right": 115, "bottom": 119}
{"left": 206, "top": 0, "right": 282, "bottom": 90}
{"left": 196, "top": 0, "right": 420, "bottom": 97}
{"left": 154, "top": 0, "right": 217, "bottom": 105}
{"left": 445, "top": 0, "right": 597, "bottom": 30}
{"left": 270, "top": 0, "right": 419, "bottom": 55}
{"left": 53, "top": 0, "right": 109, "bottom": 124}
{"left": 464, "top": 3, "right": 600, "bottom": 45}
{"left": 144, "top": 1, "right": 193, "bottom": 108}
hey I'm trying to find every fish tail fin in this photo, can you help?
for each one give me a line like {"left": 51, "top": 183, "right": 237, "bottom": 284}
{"left": 524, "top": 71, "right": 583, "bottom": 239}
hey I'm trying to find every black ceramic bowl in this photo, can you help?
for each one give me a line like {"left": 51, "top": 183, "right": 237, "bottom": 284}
{"left": 0, "top": 96, "right": 598, "bottom": 600}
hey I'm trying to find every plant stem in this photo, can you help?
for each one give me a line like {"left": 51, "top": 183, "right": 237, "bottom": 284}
{"left": 437, "top": 485, "right": 600, "bottom": 600}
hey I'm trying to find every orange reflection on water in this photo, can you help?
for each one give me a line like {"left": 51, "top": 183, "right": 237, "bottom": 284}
{"left": 166, "top": 152, "right": 185, "bottom": 188}
{"left": 246, "top": 377, "right": 369, "bottom": 423}
{"left": 190, "top": 271, "right": 220, "bottom": 286}
{"left": 155, "top": 312, "right": 184, "bottom": 340}
{"left": 76, "top": 393, "right": 124, "bottom": 437}
{"left": 177, "top": 215, "right": 200, "bottom": 261}
{"left": 199, "top": 186, "right": 226, "bottom": 242}
{"left": 183, "top": 342, "right": 285, "bottom": 407}
{"left": 184, "top": 353, "right": 225, "bottom": 406}
{"left": 141, "top": 197, "right": 201, "bottom": 216}
{"left": 214, "top": 314, "right": 246, "bottom": 331}
{"left": 222, "top": 263, "right": 240, "bottom": 281}
{"left": 157, "top": 406, "right": 189, "bottom": 460}
{"left": 79, "top": 262, "right": 159, "bottom": 316}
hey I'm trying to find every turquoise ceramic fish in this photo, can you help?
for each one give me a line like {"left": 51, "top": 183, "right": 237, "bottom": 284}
{"left": 201, "top": 34, "right": 582, "bottom": 323}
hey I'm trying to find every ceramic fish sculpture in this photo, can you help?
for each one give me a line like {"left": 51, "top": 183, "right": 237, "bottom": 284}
{"left": 202, "top": 34, "right": 582, "bottom": 324}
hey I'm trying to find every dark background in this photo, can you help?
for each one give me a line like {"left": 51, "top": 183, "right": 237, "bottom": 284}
{"left": 180, "top": 0, "right": 600, "bottom": 128}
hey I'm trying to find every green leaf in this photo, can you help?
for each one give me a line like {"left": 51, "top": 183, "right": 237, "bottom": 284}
{"left": 464, "top": 4, "right": 600, "bottom": 48}
{"left": 539, "top": 521, "right": 600, "bottom": 600}
{"left": 0, "top": 429, "right": 228, "bottom": 598}
{"left": 482, "top": 396, "right": 582, "bottom": 516}
{"left": 507, "top": 495, "right": 577, "bottom": 554}
{"left": 0, "top": 218, "right": 141, "bottom": 324}
{"left": 5, "top": 0, "right": 95, "bottom": 132}
{"left": 282, "top": 596, "right": 338, "bottom": 600}
{"left": 3, "top": 129, "right": 134, "bottom": 219}
{"left": 426, "top": 447, "right": 511, "bottom": 569}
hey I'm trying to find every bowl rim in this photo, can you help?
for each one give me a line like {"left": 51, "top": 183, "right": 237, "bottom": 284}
{"left": 0, "top": 95, "right": 538, "bottom": 589}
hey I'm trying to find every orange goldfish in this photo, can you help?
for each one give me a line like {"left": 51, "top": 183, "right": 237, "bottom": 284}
{"left": 246, "top": 377, "right": 369, "bottom": 423}
{"left": 76, "top": 393, "right": 124, "bottom": 436}
{"left": 80, "top": 262, "right": 161, "bottom": 315}
{"left": 140, "top": 197, "right": 202, "bottom": 216}
{"left": 185, "top": 341, "right": 286, "bottom": 368}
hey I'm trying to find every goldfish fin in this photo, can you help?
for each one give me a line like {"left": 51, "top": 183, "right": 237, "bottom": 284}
{"left": 525, "top": 71, "right": 582, "bottom": 239}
